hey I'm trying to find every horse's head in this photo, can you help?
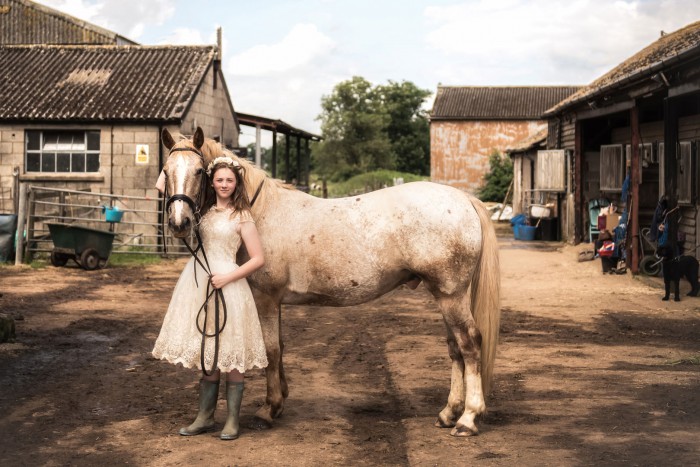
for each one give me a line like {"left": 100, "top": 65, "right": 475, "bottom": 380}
{"left": 161, "top": 127, "right": 208, "bottom": 238}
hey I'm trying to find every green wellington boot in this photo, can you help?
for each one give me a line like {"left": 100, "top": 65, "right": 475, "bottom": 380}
{"left": 179, "top": 379, "right": 220, "bottom": 436}
{"left": 220, "top": 381, "right": 244, "bottom": 440}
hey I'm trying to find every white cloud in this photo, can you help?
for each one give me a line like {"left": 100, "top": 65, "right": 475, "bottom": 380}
{"left": 159, "top": 27, "right": 206, "bottom": 45}
{"left": 34, "top": 0, "right": 175, "bottom": 41}
{"left": 424, "top": 0, "right": 700, "bottom": 85}
{"left": 227, "top": 23, "right": 335, "bottom": 77}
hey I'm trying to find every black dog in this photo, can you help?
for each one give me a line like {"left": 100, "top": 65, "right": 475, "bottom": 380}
{"left": 659, "top": 248, "right": 700, "bottom": 301}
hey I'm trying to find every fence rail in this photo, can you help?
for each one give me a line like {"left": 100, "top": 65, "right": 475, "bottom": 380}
{"left": 16, "top": 184, "right": 189, "bottom": 264}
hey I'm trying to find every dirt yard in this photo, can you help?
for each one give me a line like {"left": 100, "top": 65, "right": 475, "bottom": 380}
{"left": 1, "top": 232, "right": 698, "bottom": 466}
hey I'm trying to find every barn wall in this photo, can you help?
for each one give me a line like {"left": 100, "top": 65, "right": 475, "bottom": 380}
{"left": 181, "top": 66, "right": 239, "bottom": 148}
{"left": 430, "top": 119, "right": 545, "bottom": 193}
{"left": 0, "top": 123, "right": 172, "bottom": 237}
{"left": 678, "top": 113, "right": 700, "bottom": 250}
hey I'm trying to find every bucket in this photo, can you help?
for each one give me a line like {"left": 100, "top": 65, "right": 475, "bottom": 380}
{"left": 104, "top": 206, "right": 124, "bottom": 223}
{"left": 513, "top": 224, "right": 521, "bottom": 240}
{"left": 519, "top": 225, "right": 537, "bottom": 241}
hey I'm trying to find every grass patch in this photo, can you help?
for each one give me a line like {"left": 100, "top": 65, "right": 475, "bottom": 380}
{"left": 665, "top": 354, "right": 700, "bottom": 366}
{"left": 109, "top": 252, "right": 162, "bottom": 267}
{"left": 316, "top": 170, "right": 428, "bottom": 198}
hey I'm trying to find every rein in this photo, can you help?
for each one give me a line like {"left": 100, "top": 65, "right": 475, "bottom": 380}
{"left": 160, "top": 146, "right": 264, "bottom": 375}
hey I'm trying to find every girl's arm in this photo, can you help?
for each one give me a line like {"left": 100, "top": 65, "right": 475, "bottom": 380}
{"left": 210, "top": 221, "right": 265, "bottom": 289}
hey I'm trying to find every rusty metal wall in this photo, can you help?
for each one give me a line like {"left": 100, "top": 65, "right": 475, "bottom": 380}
{"left": 430, "top": 120, "right": 546, "bottom": 193}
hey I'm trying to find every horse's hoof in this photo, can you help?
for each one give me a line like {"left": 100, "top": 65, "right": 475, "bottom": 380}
{"left": 450, "top": 424, "right": 478, "bottom": 437}
{"left": 434, "top": 417, "right": 455, "bottom": 428}
{"left": 248, "top": 416, "right": 273, "bottom": 431}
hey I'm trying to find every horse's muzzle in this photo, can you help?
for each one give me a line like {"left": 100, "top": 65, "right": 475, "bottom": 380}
{"left": 168, "top": 216, "right": 192, "bottom": 238}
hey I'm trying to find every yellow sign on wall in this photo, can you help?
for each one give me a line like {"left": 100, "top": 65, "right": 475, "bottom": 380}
{"left": 135, "top": 144, "right": 149, "bottom": 165}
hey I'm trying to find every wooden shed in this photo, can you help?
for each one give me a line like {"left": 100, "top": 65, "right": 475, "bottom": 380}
{"left": 543, "top": 20, "right": 700, "bottom": 273}
{"left": 429, "top": 86, "right": 580, "bottom": 193}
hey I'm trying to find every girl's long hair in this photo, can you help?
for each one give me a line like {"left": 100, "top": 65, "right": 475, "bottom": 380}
{"left": 203, "top": 162, "right": 251, "bottom": 217}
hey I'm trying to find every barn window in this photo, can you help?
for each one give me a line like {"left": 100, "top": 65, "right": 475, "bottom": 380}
{"left": 677, "top": 141, "right": 694, "bottom": 205}
{"left": 600, "top": 144, "right": 624, "bottom": 191}
{"left": 25, "top": 130, "right": 100, "bottom": 173}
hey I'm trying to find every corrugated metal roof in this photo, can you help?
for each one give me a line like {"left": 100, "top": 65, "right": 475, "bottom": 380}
{"left": 0, "top": 45, "right": 216, "bottom": 122}
{"left": 0, "top": 0, "right": 137, "bottom": 45}
{"left": 546, "top": 20, "right": 700, "bottom": 116}
{"left": 430, "top": 86, "right": 581, "bottom": 120}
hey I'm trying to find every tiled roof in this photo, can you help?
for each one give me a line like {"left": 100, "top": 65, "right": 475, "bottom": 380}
{"left": 506, "top": 128, "right": 548, "bottom": 154}
{"left": 545, "top": 20, "right": 700, "bottom": 116}
{"left": 1, "top": 0, "right": 137, "bottom": 45}
{"left": 430, "top": 86, "right": 581, "bottom": 120}
{"left": 0, "top": 45, "right": 216, "bottom": 122}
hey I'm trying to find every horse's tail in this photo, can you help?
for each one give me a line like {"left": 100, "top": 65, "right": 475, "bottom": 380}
{"left": 469, "top": 197, "right": 501, "bottom": 395}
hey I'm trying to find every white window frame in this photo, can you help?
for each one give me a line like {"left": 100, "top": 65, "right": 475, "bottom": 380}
{"left": 25, "top": 130, "right": 100, "bottom": 173}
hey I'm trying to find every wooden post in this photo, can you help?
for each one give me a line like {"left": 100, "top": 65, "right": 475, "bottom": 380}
{"left": 14, "top": 183, "right": 28, "bottom": 265}
{"left": 284, "top": 133, "right": 291, "bottom": 183}
{"left": 498, "top": 179, "right": 513, "bottom": 221}
{"left": 305, "top": 139, "right": 311, "bottom": 187}
{"left": 630, "top": 105, "right": 640, "bottom": 274}
{"left": 296, "top": 135, "right": 302, "bottom": 186}
{"left": 25, "top": 187, "right": 36, "bottom": 262}
{"left": 574, "top": 118, "right": 583, "bottom": 243}
{"left": 271, "top": 129, "right": 278, "bottom": 179}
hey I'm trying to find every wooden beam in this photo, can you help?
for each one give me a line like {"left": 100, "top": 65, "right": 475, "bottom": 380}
{"left": 271, "top": 129, "right": 277, "bottom": 179}
{"left": 574, "top": 119, "right": 583, "bottom": 243}
{"left": 576, "top": 100, "right": 634, "bottom": 120}
{"left": 630, "top": 105, "right": 640, "bottom": 274}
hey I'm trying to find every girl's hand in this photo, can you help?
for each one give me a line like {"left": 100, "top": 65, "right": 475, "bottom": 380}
{"left": 210, "top": 273, "right": 233, "bottom": 289}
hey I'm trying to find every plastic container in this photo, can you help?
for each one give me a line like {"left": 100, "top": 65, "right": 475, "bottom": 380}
{"left": 519, "top": 225, "right": 537, "bottom": 241}
{"left": 103, "top": 206, "right": 124, "bottom": 223}
{"left": 529, "top": 204, "right": 551, "bottom": 218}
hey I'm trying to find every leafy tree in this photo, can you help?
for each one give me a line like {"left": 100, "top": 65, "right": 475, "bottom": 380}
{"left": 314, "top": 77, "right": 393, "bottom": 181}
{"left": 477, "top": 151, "right": 513, "bottom": 202}
{"left": 375, "top": 81, "right": 431, "bottom": 175}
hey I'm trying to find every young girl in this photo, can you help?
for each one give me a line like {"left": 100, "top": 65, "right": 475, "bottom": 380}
{"left": 153, "top": 156, "right": 268, "bottom": 441}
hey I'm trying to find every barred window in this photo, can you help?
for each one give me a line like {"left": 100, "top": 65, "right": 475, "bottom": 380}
{"left": 25, "top": 130, "right": 100, "bottom": 173}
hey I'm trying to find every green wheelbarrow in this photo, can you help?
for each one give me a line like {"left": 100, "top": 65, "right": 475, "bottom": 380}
{"left": 46, "top": 223, "right": 116, "bottom": 270}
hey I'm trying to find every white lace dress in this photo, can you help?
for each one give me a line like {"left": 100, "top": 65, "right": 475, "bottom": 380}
{"left": 152, "top": 208, "right": 268, "bottom": 373}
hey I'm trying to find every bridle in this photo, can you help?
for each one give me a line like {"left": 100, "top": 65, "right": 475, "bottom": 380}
{"left": 160, "top": 145, "right": 264, "bottom": 376}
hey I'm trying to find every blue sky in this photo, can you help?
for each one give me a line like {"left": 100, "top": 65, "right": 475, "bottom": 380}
{"left": 36, "top": 1, "right": 700, "bottom": 146}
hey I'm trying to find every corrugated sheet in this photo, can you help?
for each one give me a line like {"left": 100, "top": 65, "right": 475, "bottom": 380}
{"left": 0, "top": 0, "right": 137, "bottom": 45}
{"left": 547, "top": 20, "right": 700, "bottom": 116}
{"left": 0, "top": 45, "right": 216, "bottom": 122}
{"left": 430, "top": 86, "right": 581, "bottom": 120}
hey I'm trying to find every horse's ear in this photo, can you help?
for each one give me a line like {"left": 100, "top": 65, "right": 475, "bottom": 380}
{"left": 162, "top": 128, "right": 175, "bottom": 150}
{"left": 193, "top": 127, "right": 205, "bottom": 149}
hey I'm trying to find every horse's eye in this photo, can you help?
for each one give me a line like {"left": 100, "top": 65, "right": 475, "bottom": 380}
{"left": 196, "top": 168, "right": 204, "bottom": 175}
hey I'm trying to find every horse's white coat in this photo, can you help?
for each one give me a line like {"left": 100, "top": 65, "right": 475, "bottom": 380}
{"left": 161, "top": 132, "right": 500, "bottom": 436}
{"left": 171, "top": 154, "right": 189, "bottom": 225}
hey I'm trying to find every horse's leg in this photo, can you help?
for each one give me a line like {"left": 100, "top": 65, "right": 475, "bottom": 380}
{"left": 250, "top": 291, "right": 285, "bottom": 429}
{"left": 435, "top": 323, "right": 464, "bottom": 428}
{"left": 438, "top": 294, "right": 486, "bottom": 436}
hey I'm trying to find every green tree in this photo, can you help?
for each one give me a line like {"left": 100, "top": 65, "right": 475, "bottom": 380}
{"left": 313, "top": 77, "right": 392, "bottom": 181}
{"left": 477, "top": 151, "right": 513, "bottom": 202}
{"left": 375, "top": 81, "right": 431, "bottom": 175}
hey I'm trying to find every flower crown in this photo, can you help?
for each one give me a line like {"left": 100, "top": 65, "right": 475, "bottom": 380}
{"left": 206, "top": 156, "right": 240, "bottom": 176}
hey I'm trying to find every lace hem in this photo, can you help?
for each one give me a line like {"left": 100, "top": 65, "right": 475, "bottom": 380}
{"left": 152, "top": 348, "right": 268, "bottom": 373}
